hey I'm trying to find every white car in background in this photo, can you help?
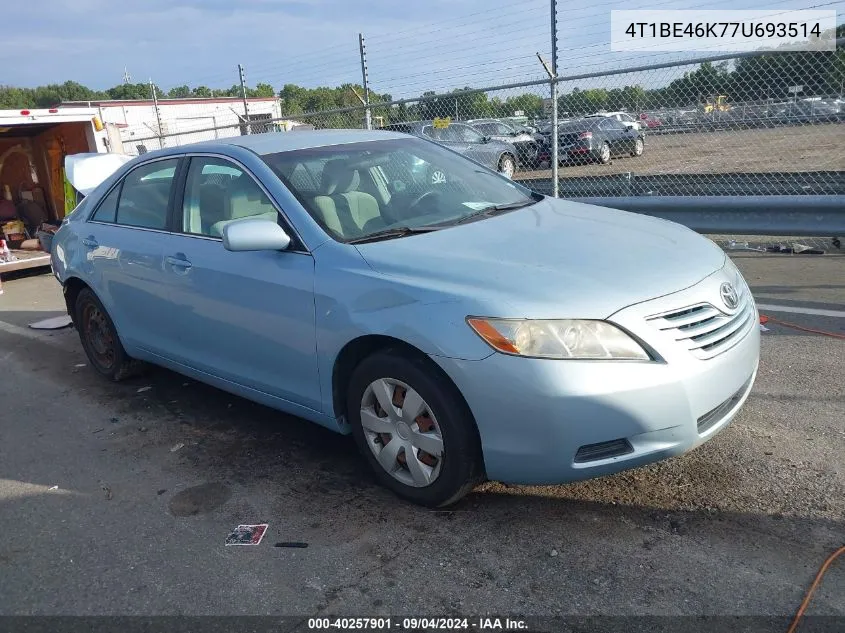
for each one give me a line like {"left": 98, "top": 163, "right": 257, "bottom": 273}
{"left": 585, "top": 111, "right": 642, "bottom": 131}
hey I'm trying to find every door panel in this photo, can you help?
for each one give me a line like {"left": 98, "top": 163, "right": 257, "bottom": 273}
{"left": 83, "top": 158, "right": 180, "bottom": 356}
{"left": 82, "top": 224, "right": 173, "bottom": 356}
{"left": 159, "top": 237, "right": 321, "bottom": 410}
{"left": 156, "top": 155, "right": 321, "bottom": 411}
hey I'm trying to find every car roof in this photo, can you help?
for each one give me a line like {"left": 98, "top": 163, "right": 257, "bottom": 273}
{"left": 557, "top": 118, "right": 602, "bottom": 131}
{"left": 188, "top": 129, "right": 412, "bottom": 155}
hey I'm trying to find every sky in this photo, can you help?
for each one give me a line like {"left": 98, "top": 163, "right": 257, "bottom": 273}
{"left": 2, "top": 0, "right": 842, "bottom": 99}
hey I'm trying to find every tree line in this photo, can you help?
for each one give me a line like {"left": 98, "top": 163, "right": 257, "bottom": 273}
{"left": 2, "top": 38, "right": 841, "bottom": 124}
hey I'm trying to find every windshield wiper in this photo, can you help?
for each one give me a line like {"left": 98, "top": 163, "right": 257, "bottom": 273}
{"left": 452, "top": 199, "right": 540, "bottom": 225}
{"left": 347, "top": 225, "right": 442, "bottom": 244}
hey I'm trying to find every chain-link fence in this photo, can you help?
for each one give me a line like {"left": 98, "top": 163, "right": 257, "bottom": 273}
{"left": 103, "top": 38, "right": 844, "bottom": 199}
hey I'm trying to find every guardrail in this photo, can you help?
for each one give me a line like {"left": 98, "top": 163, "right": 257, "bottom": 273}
{"left": 564, "top": 195, "right": 845, "bottom": 237}
{"left": 517, "top": 172, "right": 845, "bottom": 236}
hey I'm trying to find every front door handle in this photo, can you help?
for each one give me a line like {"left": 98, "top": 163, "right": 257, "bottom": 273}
{"left": 165, "top": 255, "right": 192, "bottom": 270}
{"left": 81, "top": 236, "right": 98, "bottom": 248}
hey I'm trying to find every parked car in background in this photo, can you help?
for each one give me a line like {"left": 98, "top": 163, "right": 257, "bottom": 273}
{"left": 465, "top": 118, "right": 540, "bottom": 167}
{"left": 546, "top": 117, "right": 645, "bottom": 165}
{"left": 638, "top": 112, "right": 664, "bottom": 129}
{"left": 585, "top": 111, "right": 642, "bottom": 131}
{"left": 51, "top": 129, "right": 759, "bottom": 507}
{"left": 381, "top": 120, "right": 519, "bottom": 179}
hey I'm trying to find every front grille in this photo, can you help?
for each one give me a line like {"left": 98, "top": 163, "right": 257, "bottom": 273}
{"left": 697, "top": 377, "right": 753, "bottom": 434}
{"left": 574, "top": 438, "right": 634, "bottom": 463}
{"left": 646, "top": 281, "right": 754, "bottom": 360}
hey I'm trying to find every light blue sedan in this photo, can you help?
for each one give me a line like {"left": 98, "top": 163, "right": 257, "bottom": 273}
{"left": 51, "top": 130, "right": 760, "bottom": 506}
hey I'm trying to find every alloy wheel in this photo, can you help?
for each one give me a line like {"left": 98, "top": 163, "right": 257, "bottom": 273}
{"left": 499, "top": 156, "right": 515, "bottom": 179}
{"left": 635, "top": 139, "right": 644, "bottom": 156}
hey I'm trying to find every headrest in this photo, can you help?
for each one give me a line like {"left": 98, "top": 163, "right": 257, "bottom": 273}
{"left": 320, "top": 160, "right": 359, "bottom": 195}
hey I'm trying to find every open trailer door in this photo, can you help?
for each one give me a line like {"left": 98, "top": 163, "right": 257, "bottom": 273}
{"left": 0, "top": 109, "right": 123, "bottom": 276}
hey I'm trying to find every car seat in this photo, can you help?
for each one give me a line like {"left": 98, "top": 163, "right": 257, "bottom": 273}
{"left": 311, "top": 160, "right": 381, "bottom": 238}
{"left": 209, "top": 175, "right": 278, "bottom": 238}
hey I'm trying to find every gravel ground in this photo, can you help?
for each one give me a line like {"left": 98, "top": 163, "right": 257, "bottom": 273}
{"left": 0, "top": 254, "right": 843, "bottom": 621}
{"left": 516, "top": 123, "right": 845, "bottom": 180}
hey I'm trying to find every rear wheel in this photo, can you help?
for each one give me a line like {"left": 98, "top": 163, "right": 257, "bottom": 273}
{"left": 346, "top": 350, "right": 482, "bottom": 507}
{"left": 498, "top": 154, "right": 516, "bottom": 179}
{"left": 75, "top": 288, "right": 143, "bottom": 381}
{"left": 598, "top": 142, "right": 611, "bottom": 164}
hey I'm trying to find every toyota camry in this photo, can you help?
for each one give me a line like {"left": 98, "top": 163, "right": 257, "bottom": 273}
{"left": 50, "top": 129, "right": 760, "bottom": 507}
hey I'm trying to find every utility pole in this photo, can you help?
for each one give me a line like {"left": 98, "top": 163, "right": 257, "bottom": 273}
{"left": 550, "top": 0, "right": 559, "bottom": 197}
{"left": 150, "top": 79, "right": 165, "bottom": 148}
{"left": 358, "top": 33, "right": 372, "bottom": 130}
{"left": 238, "top": 64, "right": 250, "bottom": 135}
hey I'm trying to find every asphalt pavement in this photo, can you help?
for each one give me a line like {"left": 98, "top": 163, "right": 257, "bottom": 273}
{"left": 0, "top": 251, "right": 843, "bottom": 619}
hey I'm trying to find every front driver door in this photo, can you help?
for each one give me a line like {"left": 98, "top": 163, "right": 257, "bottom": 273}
{"left": 158, "top": 155, "right": 321, "bottom": 412}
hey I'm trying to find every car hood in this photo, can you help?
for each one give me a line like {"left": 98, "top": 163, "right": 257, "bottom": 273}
{"left": 354, "top": 197, "right": 726, "bottom": 319}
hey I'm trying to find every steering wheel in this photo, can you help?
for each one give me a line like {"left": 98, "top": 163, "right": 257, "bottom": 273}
{"left": 407, "top": 189, "right": 441, "bottom": 213}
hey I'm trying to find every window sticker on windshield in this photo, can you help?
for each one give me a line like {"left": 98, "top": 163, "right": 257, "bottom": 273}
{"left": 462, "top": 202, "right": 494, "bottom": 210}
{"left": 433, "top": 117, "right": 451, "bottom": 129}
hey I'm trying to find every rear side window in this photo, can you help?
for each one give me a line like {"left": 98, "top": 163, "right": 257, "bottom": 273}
{"left": 91, "top": 184, "right": 121, "bottom": 223}
{"left": 114, "top": 159, "right": 179, "bottom": 230}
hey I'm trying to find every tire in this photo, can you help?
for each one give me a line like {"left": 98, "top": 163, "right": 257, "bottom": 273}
{"left": 75, "top": 288, "right": 144, "bottom": 381}
{"left": 346, "top": 350, "right": 483, "bottom": 507}
{"left": 598, "top": 142, "right": 611, "bottom": 165}
{"left": 631, "top": 137, "right": 644, "bottom": 157}
{"left": 497, "top": 154, "right": 516, "bottom": 179}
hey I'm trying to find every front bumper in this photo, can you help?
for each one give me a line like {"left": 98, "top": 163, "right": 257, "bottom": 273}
{"left": 431, "top": 267, "right": 761, "bottom": 485}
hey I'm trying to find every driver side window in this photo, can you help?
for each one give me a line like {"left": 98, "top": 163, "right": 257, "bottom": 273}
{"left": 181, "top": 157, "right": 279, "bottom": 238}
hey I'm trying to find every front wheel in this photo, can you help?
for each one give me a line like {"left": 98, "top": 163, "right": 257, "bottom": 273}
{"left": 346, "top": 350, "right": 483, "bottom": 507}
{"left": 498, "top": 154, "right": 516, "bottom": 179}
{"left": 631, "top": 138, "right": 644, "bottom": 157}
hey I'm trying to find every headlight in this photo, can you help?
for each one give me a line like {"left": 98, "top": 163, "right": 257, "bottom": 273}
{"left": 467, "top": 317, "right": 650, "bottom": 360}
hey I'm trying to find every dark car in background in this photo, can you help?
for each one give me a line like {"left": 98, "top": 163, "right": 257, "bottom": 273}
{"left": 382, "top": 120, "right": 519, "bottom": 179}
{"left": 542, "top": 117, "right": 645, "bottom": 166}
{"left": 465, "top": 118, "right": 541, "bottom": 168}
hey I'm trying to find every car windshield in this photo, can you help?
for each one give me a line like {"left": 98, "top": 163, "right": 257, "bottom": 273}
{"left": 261, "top": 137, "right": 540, "bottom": 243}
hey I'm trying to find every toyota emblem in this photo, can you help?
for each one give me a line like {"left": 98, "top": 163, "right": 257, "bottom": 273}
{"left": 720, "top": 282, "right": 739, "bottom": 310}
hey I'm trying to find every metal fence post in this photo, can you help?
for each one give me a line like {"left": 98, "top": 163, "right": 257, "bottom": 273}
{"left": 358, "top": 33, "right": 372, "bottom": 130}
{"left": 149, "top": 79, "right": 165, "bottom": 148}
{"left": 238, "top": 64, "right": 251, "bottom": 135}
{"left": 550, "top": 0, "right": 559, "bottom": 198}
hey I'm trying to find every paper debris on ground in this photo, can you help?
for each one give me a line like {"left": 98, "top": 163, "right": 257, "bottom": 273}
{"left": 225, "top": 524, "right": 268, "bottom": 546}
{"left": 760, "top": 324, "right": 770, "bottom": 332}
{"left": 170, "top": 442, "right": 185, "bottom": 453}
{"left": 28, "top": 315, "right": 73, "bottom": 330}
{"left": 137, "top": 386, "right": 152, "bottom": 393}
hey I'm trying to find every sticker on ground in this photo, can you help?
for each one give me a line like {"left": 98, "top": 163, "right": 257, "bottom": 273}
{"left": 225, "top": 524, "right": 268, "bottom": 546}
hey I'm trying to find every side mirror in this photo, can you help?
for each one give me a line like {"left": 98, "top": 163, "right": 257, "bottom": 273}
{"left": 481, "top": 136, "right": 491, "bottom": 143}
{"left": 222, "top": 218, "right": 291, "bottom": 252}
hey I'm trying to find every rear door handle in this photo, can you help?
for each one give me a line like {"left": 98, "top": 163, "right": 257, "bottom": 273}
{"left": 81, "top": 237, "right": 98, "bottom": 248}
{"left": 165, "top": 255, "right": 192, "bottom": 270}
